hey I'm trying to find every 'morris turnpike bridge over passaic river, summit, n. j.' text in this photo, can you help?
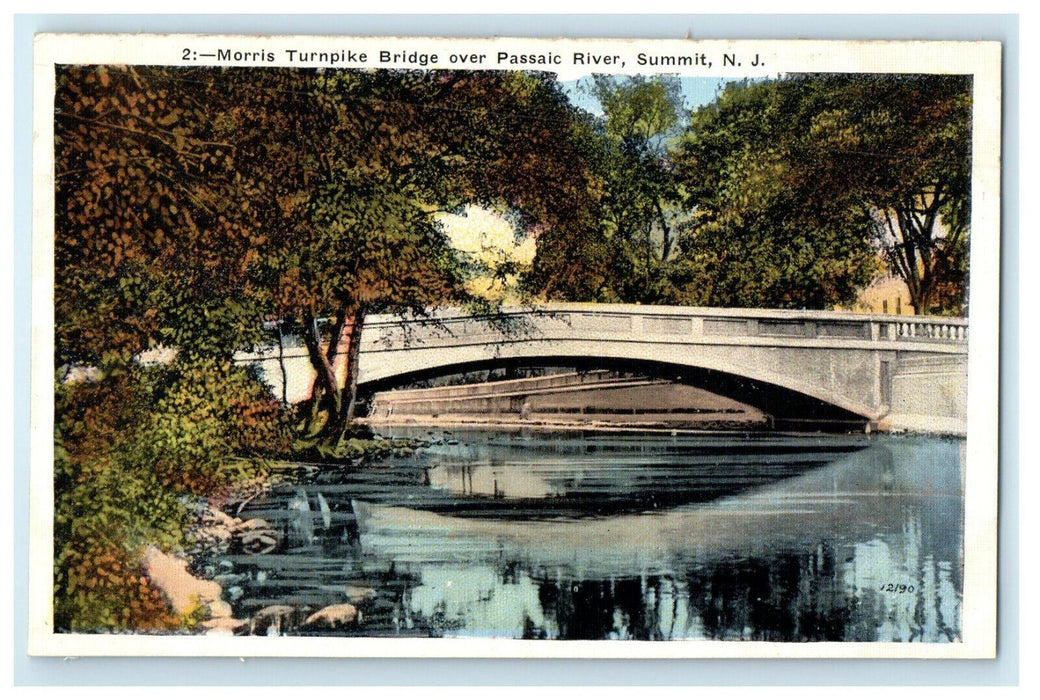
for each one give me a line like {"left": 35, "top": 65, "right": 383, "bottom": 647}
{"left": 237, "top": 303, "right": 969, "bottom": 436}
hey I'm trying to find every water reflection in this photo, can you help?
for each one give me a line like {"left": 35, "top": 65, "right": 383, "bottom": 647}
{"left": 208, "top": 431, "right": 963, "bottom": 642}
{"left": 426, "top": 464, "right": 559, "bottom": 499}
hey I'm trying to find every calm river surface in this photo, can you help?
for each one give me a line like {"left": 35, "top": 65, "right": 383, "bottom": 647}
{"left": 204, "top": 428, "right": 964, "bottom": 642}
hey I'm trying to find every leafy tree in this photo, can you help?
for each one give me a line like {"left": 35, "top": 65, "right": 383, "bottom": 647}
{"left": 594, "top": 76, "right": 685, "bottom": 278}
{"left": 672, "top": 74, "right": 970, "bottom": 314}
{"left": 790, "top": 74, "right": 972, "bottom": 315}
{"left": 527, "top": 76, "right": 688, "bottom": 303}
{"left": 53, "top": 66, "right": 299, "bottom": 368}
{"left": 273, "top": 70, "right": 600, "bottom": 440}
{"left": 53, "top": 65, "right": 300, "bottom": 629}
{"left": 55, "top": 64, "right": 601, "bottom": 442}
{"left": 521, "top": 111, "right": 619, "bottom": 302}
{"left": 51, "top": 64, "right": 606, "bottom": 629}
{"left": 669, "top": 79, "right": 875, "bottom": 309}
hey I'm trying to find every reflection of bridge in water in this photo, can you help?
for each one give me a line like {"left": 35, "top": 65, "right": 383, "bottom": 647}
{"left": 238, "top": 304, "right": 969, "bottom": 434}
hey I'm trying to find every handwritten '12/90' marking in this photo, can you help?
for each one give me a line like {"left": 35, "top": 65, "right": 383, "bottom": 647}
{"left": 879, "top": 583, "right": 916, "bottom": 593}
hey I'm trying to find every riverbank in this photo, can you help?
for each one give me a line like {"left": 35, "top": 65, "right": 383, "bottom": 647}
{"left": 148, "top": 497, "right": 366, "bottom": 635}
{"left": 142, "top": 544, "right": 243, "bottom": 635}
{"left": 146, "top": 442, "right": 418, "bottom": 635}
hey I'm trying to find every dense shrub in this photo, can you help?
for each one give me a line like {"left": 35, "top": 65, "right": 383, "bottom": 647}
{"left": 53, "top": 358, "right": 291, "bottom": 632}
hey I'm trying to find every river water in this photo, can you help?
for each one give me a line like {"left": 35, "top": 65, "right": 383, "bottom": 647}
{"left": 203, "top": 428, "right": 964, "bottom": 642}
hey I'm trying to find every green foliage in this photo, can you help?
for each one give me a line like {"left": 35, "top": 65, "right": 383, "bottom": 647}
{"left": 671, "top": 74, "right": 970, "bottom": 313}
{"left": 53, "top": 533, "right": 183, "bottom": 633}
{"left": 53, "top": 360, "right": 291, "bottom": 631}
{"left": 596, "top": 76, "right": 684, "bottom": 144}
{"left": 56, "top": 65, "right": 604, "bottom": 439}
{"left": 273, "top": 69, "right": 599, "bottom": 436}
{"left": 528, "top": 73, "right": 970, "bottom": 314}
{"left": 54, "top": 66, "right": 289, "bottom": 367}
{"left": 133, "top": 359, "right": 292, "bottom": 492}
{"left": 294, "top": 435, "right": 417, "bottom": 464}
{"left": 528, "top": 77, "right": 687, "bottom": 302}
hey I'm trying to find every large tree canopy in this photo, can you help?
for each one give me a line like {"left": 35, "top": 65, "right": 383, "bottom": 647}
{"left": 670, "top": 74, "right": 971, "bottom": 314}
{"left": 797, "top": 74, "right": 972, "bottom": 315}
{"left": 668, "top": 78, "right": 880, "bottom": 309}
{"left": 525, "top": 73, "right": 972, "bottom": 314}
{"left": 55, "top": 66, "right": 600, "bottom": 439}
{"left": 274, "top": 69, "right": 600, "bottom": 437}
{"left": 55, "top": 66, "right": 292, "bottom": 366}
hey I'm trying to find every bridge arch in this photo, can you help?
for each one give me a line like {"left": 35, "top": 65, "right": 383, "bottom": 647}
{"left": 239, "top": 304, "right": 968, "bottom": 434}
{"left": 351, "top": 304, "right": 970, "bottom": 431}
{"left": 358, "top": 350, "right": 873, "bottom": 430}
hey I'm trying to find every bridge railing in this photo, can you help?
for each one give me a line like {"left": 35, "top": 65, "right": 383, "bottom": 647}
{"left": 889, "top": 319, "right": 969, "bottom": 342}
{"left": 362, "top": 306, "right": 969, "bottom": 349}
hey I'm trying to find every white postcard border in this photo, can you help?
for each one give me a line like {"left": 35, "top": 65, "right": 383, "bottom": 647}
{"left": 28, "top": 34, "right": 1003, "bottom": 659}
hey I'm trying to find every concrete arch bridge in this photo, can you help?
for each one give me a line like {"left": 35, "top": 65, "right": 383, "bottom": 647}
{"left": 238, "top": 304, "right": 969, "bottom": 434}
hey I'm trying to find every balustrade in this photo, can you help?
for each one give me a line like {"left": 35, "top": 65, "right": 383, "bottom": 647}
{"left": 358, "top": 307, "right": 969, "bottom": 349}
{"left": 892, "top": 320, "right": 968, "bottom": 342}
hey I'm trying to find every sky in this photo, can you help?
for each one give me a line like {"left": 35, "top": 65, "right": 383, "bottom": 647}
{"left": 440, "top": 206, "right": 535, "bottom": 265}
{"left": 560, "top": 75, "right": 738, "bottom": 117}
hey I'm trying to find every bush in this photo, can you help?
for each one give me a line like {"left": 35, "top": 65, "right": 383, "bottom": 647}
{"left": 53, "top": 357, "right": 291, "bottom": 632}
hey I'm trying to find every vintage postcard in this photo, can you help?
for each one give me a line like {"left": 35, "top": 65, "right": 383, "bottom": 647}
{"left": 28, "top": 34, "right": 1001, "bottom": 658}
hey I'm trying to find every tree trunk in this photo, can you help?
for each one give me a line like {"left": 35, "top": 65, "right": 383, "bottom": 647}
{"left": 300, "top": 310, "right": 341, "bottom": 434}
{"left": 878, "top": 186, "right": 957, "bottom": 316}
{"left": 276, "top": 322, "right": 288, "bottom": 406}
{"left": 340, "top": 305, "right": 367, "bottom": 426}
{"left": 655, "top": 198, "right": 674, "bottom": 262}
{"left": 316, "top": 304, "right": 367, "bottom": 443}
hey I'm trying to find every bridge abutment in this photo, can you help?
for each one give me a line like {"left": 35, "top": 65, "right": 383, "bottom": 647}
{"left": 885, "top": 354, "right": 968, "bottom": 434}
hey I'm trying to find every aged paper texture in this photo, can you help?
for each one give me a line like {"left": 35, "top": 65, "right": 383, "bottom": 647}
{"left": 29, "top": 35, "right": 1001, "bottom": 658}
